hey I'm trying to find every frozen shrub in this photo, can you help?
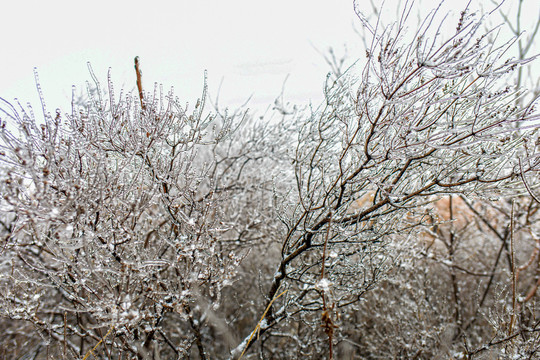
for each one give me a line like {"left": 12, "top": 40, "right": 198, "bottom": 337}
{"left": 0, "top": 68, "right": 251, "bottom": 358}
{"left": 228, "top": 1, "right": 540, "bottom": 358}
{"left": 1, "top": 1, "right": 540, "bottom": 359}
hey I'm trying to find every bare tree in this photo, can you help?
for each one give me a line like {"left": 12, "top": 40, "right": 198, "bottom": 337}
{"left": 229, "top": 1, "right": 540, "bottom": 358}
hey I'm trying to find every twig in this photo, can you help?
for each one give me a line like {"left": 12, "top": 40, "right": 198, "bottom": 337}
{"left": 468, "top": 323, "right": 540, "bottom": 357}
{"left": 63, "top": 312, "right": 67, "bottom": 360}
{"left": 320, "top": 211, "right": 336, "bottom": 359}
{"left": 508, "top": 200, "right": 516, "bottom": 336}
{"left": 81, "top": 326, "right": 114, "bottom": 360}
{"left": 238, "top": 289, "right": 288, "bottom": 359}
{"left": 184, "top": 302, "right": 208, "bottom": 360}
{"left": 134, "top": 56, "right": 145, "bottom": 110}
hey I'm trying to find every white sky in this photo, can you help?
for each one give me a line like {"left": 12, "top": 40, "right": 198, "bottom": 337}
{"left": 1, "top": 0, "right": 538, "bottom": 114}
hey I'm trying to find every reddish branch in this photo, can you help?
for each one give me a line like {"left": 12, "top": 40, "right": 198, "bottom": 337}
{"left": 134, "top": 56, "right": 145, "bottom": 110}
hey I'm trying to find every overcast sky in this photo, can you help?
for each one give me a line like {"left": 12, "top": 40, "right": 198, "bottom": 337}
{"left": 1, "top": 0, "right": 538, "bottom": 115}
